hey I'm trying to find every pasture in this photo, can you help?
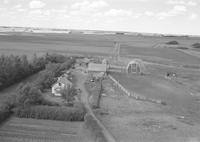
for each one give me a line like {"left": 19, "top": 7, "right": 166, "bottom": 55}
{"left": 111, "top": 72, "right": 200, "bottom": 124}
{"left": 97, "top": 78, "right": 200, "bottom": 142}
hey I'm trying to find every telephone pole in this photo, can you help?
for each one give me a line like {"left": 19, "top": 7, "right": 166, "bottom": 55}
{"left": 113, "top": 42, "right": 120, "bottom": 62}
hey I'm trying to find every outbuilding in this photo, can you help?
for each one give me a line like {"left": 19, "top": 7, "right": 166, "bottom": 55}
{"left": 126, "top": 59, "right": 146, "bottom": 74}
{"left": 88, "top": 63, "right": 107, "bottom": 73}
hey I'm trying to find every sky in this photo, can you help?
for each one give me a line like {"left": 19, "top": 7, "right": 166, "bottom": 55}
{"left": 0, "top": 0, "right": 200, "bottom": 35}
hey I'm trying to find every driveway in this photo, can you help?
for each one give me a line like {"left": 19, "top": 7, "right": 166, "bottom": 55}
{"left": 73, "top": 70, "right": 117, "bottom": 142}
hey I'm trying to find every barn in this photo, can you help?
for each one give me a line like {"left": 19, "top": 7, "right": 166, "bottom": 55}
{"left": 88, "top": 63, "right": 107, "bottom": 73}
{"left": 88, "top": 63, "right": 107, "bottom": 79}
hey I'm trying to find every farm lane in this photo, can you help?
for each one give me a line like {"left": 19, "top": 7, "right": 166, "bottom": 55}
{"left": 73, "top": 70, "right": 117, "bottom": 142}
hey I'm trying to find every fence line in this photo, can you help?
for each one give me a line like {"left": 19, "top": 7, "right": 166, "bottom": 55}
{"left": 108, "top": 74, "right": 166, "bottom": 105}
{"left": 108, "top": 74, "right": 133, "bottom": 97}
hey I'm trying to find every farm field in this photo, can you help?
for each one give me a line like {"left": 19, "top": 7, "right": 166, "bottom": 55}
{"left": 121, "top": 47, "right": 200, "bottom": 64}
{"left": 0, "top": 32, "right": 200, "bottom": 65}
{"left": 0, "top": 117, "right": 85, "bottom": 142}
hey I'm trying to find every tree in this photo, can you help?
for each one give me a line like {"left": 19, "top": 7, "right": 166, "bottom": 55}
{"left": 61, "top": 85, "right": 77, "bottom": 103}
{"left": 166, "top": 40, "right": 179, "bottom": 45}
{"left": 45, "top": 63, "right": 63, "bottom": 77}
{"left": 35, "top": 70, "right": 56, "bottom": 91}
{"left": 0, "top": 54, "right": 47, "bottom": 90}
{"left": 45, "top": 53, "right": 66, "bottom": 63}
{"left": 192, "top": 43, "right": 200, "bottom": 49}
{"left": 16, "top": 83, "right": 44, "bottom": 107}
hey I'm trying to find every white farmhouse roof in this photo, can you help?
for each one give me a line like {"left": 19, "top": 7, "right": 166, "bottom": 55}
{"left": 88, "top": 63, "right": 107, "bottom": 72}
{"left": 58, "top": 77, "right": 72, "bottom": 87}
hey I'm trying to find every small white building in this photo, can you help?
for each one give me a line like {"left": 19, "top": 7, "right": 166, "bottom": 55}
{"left": 52, "top": 77, "right": 72, "bottom": 96}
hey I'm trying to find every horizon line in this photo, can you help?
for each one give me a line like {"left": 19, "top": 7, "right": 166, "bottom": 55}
{"left": 0, "top": 25, "right": 199, "bottom": 37}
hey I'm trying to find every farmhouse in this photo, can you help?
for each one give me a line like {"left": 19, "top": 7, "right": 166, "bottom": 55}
{"left": 52, "top": 77, "right": 72, "bottom": 96}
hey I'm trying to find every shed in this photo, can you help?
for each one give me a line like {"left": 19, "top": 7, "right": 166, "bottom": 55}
{"left": 126, "top": 59, "right": 146, "bottom": 74}
{"left": 88, "top": 63, "right": 107, "bottom": 73}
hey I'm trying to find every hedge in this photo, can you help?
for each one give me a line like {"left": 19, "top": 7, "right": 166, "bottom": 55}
{"left": 166, "top": 41, "right": 179, "bottom": 45}
{"left": 192, "top": 43, "right": 200, "bottom": 49}
{"left": 14, "top": 104, "right": 86, "bottom": 121}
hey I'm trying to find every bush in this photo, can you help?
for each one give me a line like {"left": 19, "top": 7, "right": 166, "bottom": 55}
{"left": 0, "top": 54, "right": 47, "bottom": 91}
{"left": 45, "top": 53, "right": 68, "bottom": 63}
{"left": 16, "top": 83, "right": 45, "bottom": 107}
{"left": 192, "top": 43, "right": 200, "bottom": 49}
{"left": 166, "top": 41, "right": 179, "bottom": 45}
{"left": 0, "top": 110, "right": 11, "bottom": 125}
{"left": 61, "top": 86, "right": 77, "bottom": 103}
{"left": 35, "top": 58, "right": 76, "bottom": 91}
{"left": 35, "top": 70, "right": 56, "bottom": 91}
{"left": 176, "top": 47, "right": 188, "bottom": 50}
{"left": 14, "top": 104, "right": 86, "bottom": 121}
{"left": 0, "top": 53, "right": 75, "bottom": 91}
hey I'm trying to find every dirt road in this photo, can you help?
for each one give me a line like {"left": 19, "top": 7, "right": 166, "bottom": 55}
{"left": 73, "top": 70, "right": 117, "bottom": 142}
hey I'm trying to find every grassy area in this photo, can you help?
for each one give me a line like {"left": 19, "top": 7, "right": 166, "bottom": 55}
{"left": 111, "top": 72, "right": 200, "bottom": 124}
{"left": 97, "top": 77, "right": 200, "bottom": 142}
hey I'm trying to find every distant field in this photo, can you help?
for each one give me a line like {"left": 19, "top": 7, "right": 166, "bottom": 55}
{"left": 0, "top": 33, "right": 200, "bottom": 65}
{"left": 0, "top": 117, "right": 83, "bottom": 142}
{"left": 122, "top": 47, "right": 200, "bottom": 64}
